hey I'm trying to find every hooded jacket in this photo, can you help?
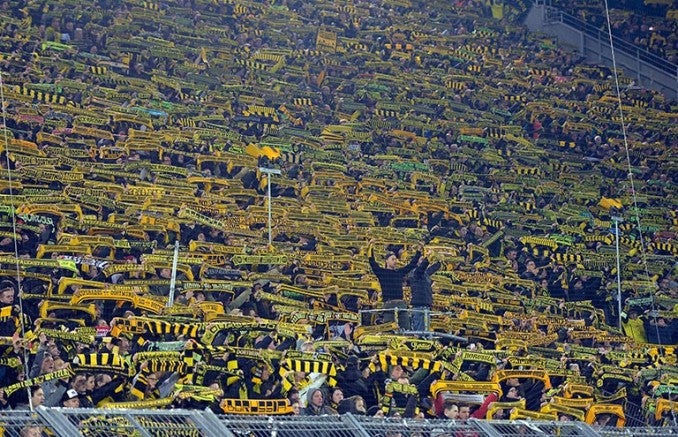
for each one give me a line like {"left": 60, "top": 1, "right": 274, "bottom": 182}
{"left": 300, "top": 388, "right": 335, "bottom": 416}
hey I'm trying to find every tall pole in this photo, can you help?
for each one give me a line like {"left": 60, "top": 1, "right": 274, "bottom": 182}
{"left": 612, "top": 216, "right": 623, "bottom": 330}
{"left": 259, "top": 167, "right": 281, "bottom": 246}
{"left": 168, "top": 240, "right": 180, "bottom": 307}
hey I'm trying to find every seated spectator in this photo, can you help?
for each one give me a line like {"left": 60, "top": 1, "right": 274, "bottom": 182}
{"left": 301, "top": 388, "right": 336, "bottom": 416}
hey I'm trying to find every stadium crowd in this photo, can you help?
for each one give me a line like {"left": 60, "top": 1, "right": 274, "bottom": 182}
{"left": 0, "top": 0, "right": 676, "bottom": 432}
{"left": 550, "top": 0, "right": 678, "bottom": 62}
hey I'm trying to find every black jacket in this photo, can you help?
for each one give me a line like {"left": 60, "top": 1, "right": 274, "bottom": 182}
{"left": 409, "top": 259, "right": 441, "bottom": 307}
{"left": 369, "top": 250, "right": 421, "bottom": 301}
{"left": 336, "top": 365, "right": 368, "bottom": 400}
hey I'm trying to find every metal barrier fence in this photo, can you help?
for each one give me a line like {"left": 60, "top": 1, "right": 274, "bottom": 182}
{"left": 358, "top": 307, "right": 469, "bottom": 342}
{"left": 536, "top": 0, "right": 678, "bottom": 78}
{"left": 33, "top": 407, "right": 227, "bottom": 437}
{"left": 622, "top": 399, "right": 651, "bottom": 428}
{"left": 555, "top": 10, "right": 678, "bottom": 78}
{"left": 0, "top": 410, "right": 56, "bottom": 437}
{"left": 529, "top": 0, "right": 678, "bottom": 97}
{"left": 596, "top": 426, "right": 678, "bottom": 436}
{"left": 5, "top": 408, "right": 677, "bottom": 437}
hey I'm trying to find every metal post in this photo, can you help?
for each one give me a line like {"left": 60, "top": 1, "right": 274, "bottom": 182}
{"left": 612, "top": 216, "right": 623, "bottom": 330}
{"left": 199, "top": 409, "right": 237, "bottom": 437}
{"left": 259, "top": 167, "right": 281, "bottom": 246}
{"left": 467, "top": 419, "right": 504, "bottom": 437}
{"left": 167, "top": 240, "right": 180, "bottom": 307}
{"left": 36, "top": 407, "right": 92, "bottom": 437}
{"left": 267, "top": 171, "right": 272, "bottom": 245}
{"left": 341, "top": 413, "right": 371, "bottom": 437}
{"left": 359, "top": 308, "right": 469, "bottom": 342}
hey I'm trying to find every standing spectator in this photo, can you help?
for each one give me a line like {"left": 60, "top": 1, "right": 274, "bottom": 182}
{"left": 645, "top": 316, "right": 676, "bottom": 345}
{"left": 409, "top": 254, "right": 441, "bottom": 332}
{"left": 7, "top": 385, "right": 44, "bottom": 410}
{"left": 470, "top": 391, "right": 499, "bottom": 419}
{"left": 60, "top": 389, "right": 80, "bottom": 408}
{"left": 69, "top": 373, "right": 94, "bottom": 408}
{"left": 29, "top": 333, "right": 57, "bottom": 378}
{"left": 336, "top": 355, "right": 369, "bottom": 400}
{"left": 42, "top": 357, "right": 70, "bottom": 407}
{"left": 0, "top": 281, "right": 17, "bottom": 336}
{"left": 621, "top": 309, "right": 647, "bottom": 343}
{"left": 19, "top": 424, "right": 43, "bottom": 437}
{"left": 440, "top": 400, "right": 459, "bottom": 419}
{"left": 30, "top": 386, "right": 45, "bottom": 409}
{"left": 368, "top": 240, "right": 421, "bottom": 330}
{"left": 457, "top": 404, "right": 471, "bottom": 421}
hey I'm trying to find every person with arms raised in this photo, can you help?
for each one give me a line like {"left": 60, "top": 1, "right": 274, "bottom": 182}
{"left": 368, "top": 240, "right": 422, "bottom": 331}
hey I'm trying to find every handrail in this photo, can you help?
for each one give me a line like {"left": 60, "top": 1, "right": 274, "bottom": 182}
{"left": 544, "top": 7, "right": 678, "bottom": 79}
{"left": 1, "top": 409, "right": 615, "bottom": 437}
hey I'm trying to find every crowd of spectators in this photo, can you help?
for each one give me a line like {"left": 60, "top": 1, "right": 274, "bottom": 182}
{"left": 550, "top": 0, "right": 678, "bottom": 63}
{"left": 0, "top": 0, "right": 676, "bottom": 432}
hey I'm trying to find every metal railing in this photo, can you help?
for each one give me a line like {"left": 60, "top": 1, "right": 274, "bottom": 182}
{"left": 359, "top": 307, "right": 469, "bottom": 341}
{"left": 596, "top": 426, "right": 678, "bottom": 436}
{"left": 3, "top": 409, "right": 676, "bottom": 437}
{"left": 622, "top": 399, "right": 651, "bottom": 428}
{"left": 0, "top": 410, "right": 57, "bottom": 437}
{"left": 543, "top": 6, "right": 678, "bottom": 80}
{"left": 5, "top": 407, "right": 678, "bottom": 437}
{"left": 33, "top": 407, "right": 229, "bottom": 437}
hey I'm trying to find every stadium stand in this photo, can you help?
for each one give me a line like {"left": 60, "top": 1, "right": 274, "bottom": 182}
{"left": 0, "top": 0, "right": 676, "bottom": 434}
{"left": 549, "top": 0, "right": 678, "bottom": 62}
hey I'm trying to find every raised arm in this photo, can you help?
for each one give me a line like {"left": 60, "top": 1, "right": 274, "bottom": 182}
{"left": 426, "top": 261, "right": 442, "bottom": 276}
{"left": 412, "top": 257, "right": 429, "bottom": 276}
{"left": 367, "top": 240, "right": 382, "bottom": 273}
{"left": 399, "top": 249, "right": 422, "bottom": 273}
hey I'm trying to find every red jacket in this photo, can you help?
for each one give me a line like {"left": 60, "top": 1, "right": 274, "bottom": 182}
{"left": 471, "top": 392, "right": 499, "bottom": 419}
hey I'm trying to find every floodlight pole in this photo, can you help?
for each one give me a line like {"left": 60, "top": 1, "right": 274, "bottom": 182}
{"left": 612, "top": 216, "right": 623, "bottom": 330}
{"left": 259, "top": 167, "right": 281, "bottom": 246}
